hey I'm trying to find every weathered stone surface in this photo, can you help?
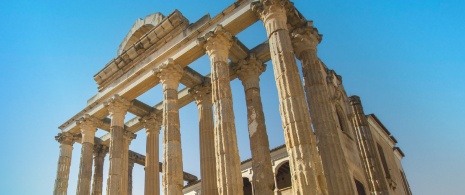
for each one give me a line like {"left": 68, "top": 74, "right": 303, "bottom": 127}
{"left": 235, "top": 54, "right": 274, "bottom": 195}
{"left": 350, "top": 96, "right": 389, "bottom": 194}
{"left": 140, "top": 113, "right": 162, "bottom": 195}
{"left": 104, "top": 95, "right": 130, "bottom": 195}
{"left": 252, "top": 1, "right": 324, "bottom": 194}
{"left": 198, "top": 24, "right": 243, "bottom": 195}
{"left": 92, "top": 145, "right": 108, "bottom": 195}
{"left": 155, "top": 59, "right": 184, "bottom": 195}
{"left": 190, "top": 82, "right": 218, "bottom": 195}
{"left": 54, "top": 133, "right": 76, "bottom": 195}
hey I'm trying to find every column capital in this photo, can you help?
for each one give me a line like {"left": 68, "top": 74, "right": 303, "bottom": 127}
{"left": 252, "top": 0, "right": 294, "bottom": 35}
{"left": 123, "top": 130, "right": 137, "bottom": 142}
{"left": 104, "top": 94, "right": 130, "bottom": 127}
{"left": 154, "top": 58, "right": 184, "bottom": 90}
{"left": 189, "top": 81, "right": 212, "bottom": 106}
{"left": 291, "top": 21, "right": 322, "bottom": 59}
{"left": 197, "top": 24, "right": 234, "bottom": 61}
{"left": 140, "top": 113, "right": 162, "bottom": 134}
{"left": 77, "top": 114, "right": 101, "bottom": 144}
{"left": 55, "top": 132, "right": 76, "bottom": 145}
{"left": 234, "top": 54, "right": 266, "bottom": 89}
{"left": 93, "top": 144, "right": 109, "bottom": 157}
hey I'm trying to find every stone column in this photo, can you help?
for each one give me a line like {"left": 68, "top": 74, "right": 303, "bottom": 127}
{"left": 105, "top": 95, "right": 130, "bottom": 195}
{"left": 154, "top": 59, "right": 184, "bottom": 195}
{"left": 234, "top": 54, "right": 274, "bottom": 195}
{"left": 350, "top": 96, "right": 389, "bottom": 194}
{"left": 76, "top": 114, "right": 102, "bottom": 195}
{"left": 122, "top": 132, "right": 136, "bottom": 195}
{"left": 189, "top": 82, "right": 218, "bottom": 195}
{"left": 197, "top": 25, "right": 243, "bottom": 195}
{"left": 252, "top": 1, "right": 324, "bottom": 194}
{"left": 291, "top": 22, "right": 353, "bottom": 195}
{"left": 128, "top": 155, "right": 135, "bottom": 195}
{"left": 92, "top": 144, "right": 108, "bottom": 195}
{"left": 53, "top": 132, "right": 76, "bottom": 195}
{"left": 140, "top": 113, "right": 162, "bottom": 195}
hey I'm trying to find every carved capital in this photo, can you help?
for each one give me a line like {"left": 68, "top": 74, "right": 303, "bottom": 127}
{"left": 197, "top": 25, "right": 234, "bottom": 62}
{"left": 252, "top": 0, "right": 294, "bottom": 36}
{"left": 140, "top": 113, "right": 162, "bottom": 134}
{"left": 55, "top": 132, "right": 76, "bottom": 145}
{"left": 123, "top": 130, "right": 137, "bottom": 142}
{"left": 234, "top": 54, "right": 266, "bottom": 89}
{"left": 77, "top": 114, "right": 101, "bottom": 134}
{"left": 189, "top": 81, "right": 212, "bottom": 106}
{"left": 93, "top": 144, "right": 109, "bottom": 157}
{"left": 154, "top": 58, "right": 184, "bottom": 90}
{"left": 104, "top": 95, "right": 130, "bottom": 127}
{"left": 291, "top": 21, "right": 322, "bottom": 59}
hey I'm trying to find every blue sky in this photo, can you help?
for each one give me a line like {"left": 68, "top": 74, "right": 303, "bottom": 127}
{"left": 1, "top": 0, "right": 464, "bottom": 194}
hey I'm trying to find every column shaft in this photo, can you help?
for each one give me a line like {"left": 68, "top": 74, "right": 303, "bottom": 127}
{"left": 252, "top": 1, "right": 323, "bottom": 194}
{"left": 92, "top": 145, "right": 108, "bottom": 195}
{"left": 235, "top": 56, "right": 274, "bottom": 195}
{"left": 155, "top": 60, "right": 184, "bottom": 195}
{"left": 191, "top": 84, "right": 218, "bottom": 195}
{"left": 292, "top": 25, "right": 354, "bottom": 195}
{"left": 142, "top": 114, "right": 161, "bottom": 195}
{"left": 128, "top": 159, "right": 135, "bottom": 195}
{"left": 350, "top": 96, "right": 389, "bottom": 194}
{"left": 77, "top": 115, "right": 100, "bottom": 195}
{"left": 105, "top": 95, "right": 130, "bottom": 195}
{"left": 198, "top": 25, "right": 243, "bottom": 195}
{"left": 122, "top": 133, "right": 136, "bottom": 195}
{"left": 53, "top": 133, "right": 75, "bottom": 195}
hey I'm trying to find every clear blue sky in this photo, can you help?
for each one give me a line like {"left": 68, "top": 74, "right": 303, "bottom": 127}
{"left": 1, "top": 0, "right": 464, "bottom": 194}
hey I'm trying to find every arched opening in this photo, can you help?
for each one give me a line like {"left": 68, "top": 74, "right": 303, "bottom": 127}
{"left": 275, "top": 161, "right": 292, "bottom": 193}
{"left": 243, "top": 177, "right": 253, "bottom": 195}
{"left": 335, "top": 104, "right": 352, "bottom": 137}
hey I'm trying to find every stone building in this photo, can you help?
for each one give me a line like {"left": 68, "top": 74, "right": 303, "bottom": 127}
{"left": 53, "top": 0, "right": 412, "bottom": 195}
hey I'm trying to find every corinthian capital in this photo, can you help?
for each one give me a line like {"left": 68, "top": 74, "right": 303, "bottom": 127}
{"left": 189, "top": 81, "right": 212, "bottom": 106}
{"left": 93, "top": 144, "right": 109, "bottom": 156}
{"left": 123, "top": 130, "right": 137, "bottom": 141}
{"left": 291, "top": 21, "right": 322, "bottom": 59}
{"left": 55, "top": 132, "right": 76, "bottom": 145}
{"left": 77, "top": 114, "right": 102, "bottom": 132}
{"left": 197, "top": 25, "right": 234, "bottom": 61}
{"left": 104, "top": 95, "right": 130, "bottom": 117}
{"left": 154, "top": 58, "right": 184, "bottom": 90}
{"left": 235, "top": 54, "right": 266, "bottom": 84}
{"left": 140, "top": 113, "right": 162, "bottom": 134}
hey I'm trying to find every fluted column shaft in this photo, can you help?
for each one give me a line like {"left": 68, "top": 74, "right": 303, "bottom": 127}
{"left": 155, "top": 59, "right": 184, "bottom": 195}
{"left": 292, "top": 24, "right": 354, "bottom": 195}
{"left": 105, "top": 95, "right": 130, "bottom": 195}
{"left": 235, "top": 55, "right": 274, "bottom": 195}
{"left": 128, "top": 158, "right": 135, "bottom": 195}
{"left": 190, "top": 83, "right": 218, "bottom": 195}
{"left": 54, "top": 133, "right": 75, "bottom": 195}
{"left": 198, "top": 25, "right": 243, "bottom": 195}
{"left": 92, "top": 145, "right": 108, "bottom": 195}
{"left": 141, "top": 114, "right": 162, "bottom": 195}
{"left": 252, "top": 1, "right": 324, "bottom": 194}
{"left": 77, "top": 115, "right": 101, "bottom": 195}
{"left": 122, "top": 132, "right": 136, "bottom": 195}
{"left": 350, "top": 96, "right": 389, "bottom": 194}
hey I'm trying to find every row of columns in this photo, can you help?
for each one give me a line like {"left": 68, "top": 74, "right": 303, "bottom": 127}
{"left": 54, "top": 1, "right": 366, "bottom": 195}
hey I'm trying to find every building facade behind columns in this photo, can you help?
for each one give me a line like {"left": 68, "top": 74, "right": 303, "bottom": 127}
{"left": 54, "top": 1, "right": 412, "bottom": 195}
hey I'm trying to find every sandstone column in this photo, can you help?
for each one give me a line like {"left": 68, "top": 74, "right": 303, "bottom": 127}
{"left": 291, "top": 22, "right": 354, "bottom": 195}
{"left": 189, "top": 82, "right": 218, "bottom": 195}
{"left": 128, "top": 155, "right": 135, "bottom": 195}
{"left": 154, "top": 59, "right": 184, "bottom": 195}
{"left": 197, "top": 25, "right": 243, "bottom": 195}
{"left": 105, "top": 95, "right": 130, "bottom": 195}
{"left": 252, "top": 1, "right": 324, "bottom": 194}
{"left": 122, "top": 132, "right": 136, "bottom": 195}
{"left": 140, "top": 113, "right": 162, "bottom": 195}
{"left": 92, "top": 144, "right": 108, "bottom": 195}
{"left": 234, "top": 54, "right": 274, "bottom": 195}
{"left": 53, "top": 132, "right": 76, "bottom": 195}
{"left": 76, "top": 114, "right": 102, "bottom": 195}
{"left": 350, "top": 96, "right": 389, "bottom": 194}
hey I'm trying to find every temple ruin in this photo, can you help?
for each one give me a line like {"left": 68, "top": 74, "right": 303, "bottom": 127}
{"left": 53, "top": 0, "right": 412, "bottom": 195}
